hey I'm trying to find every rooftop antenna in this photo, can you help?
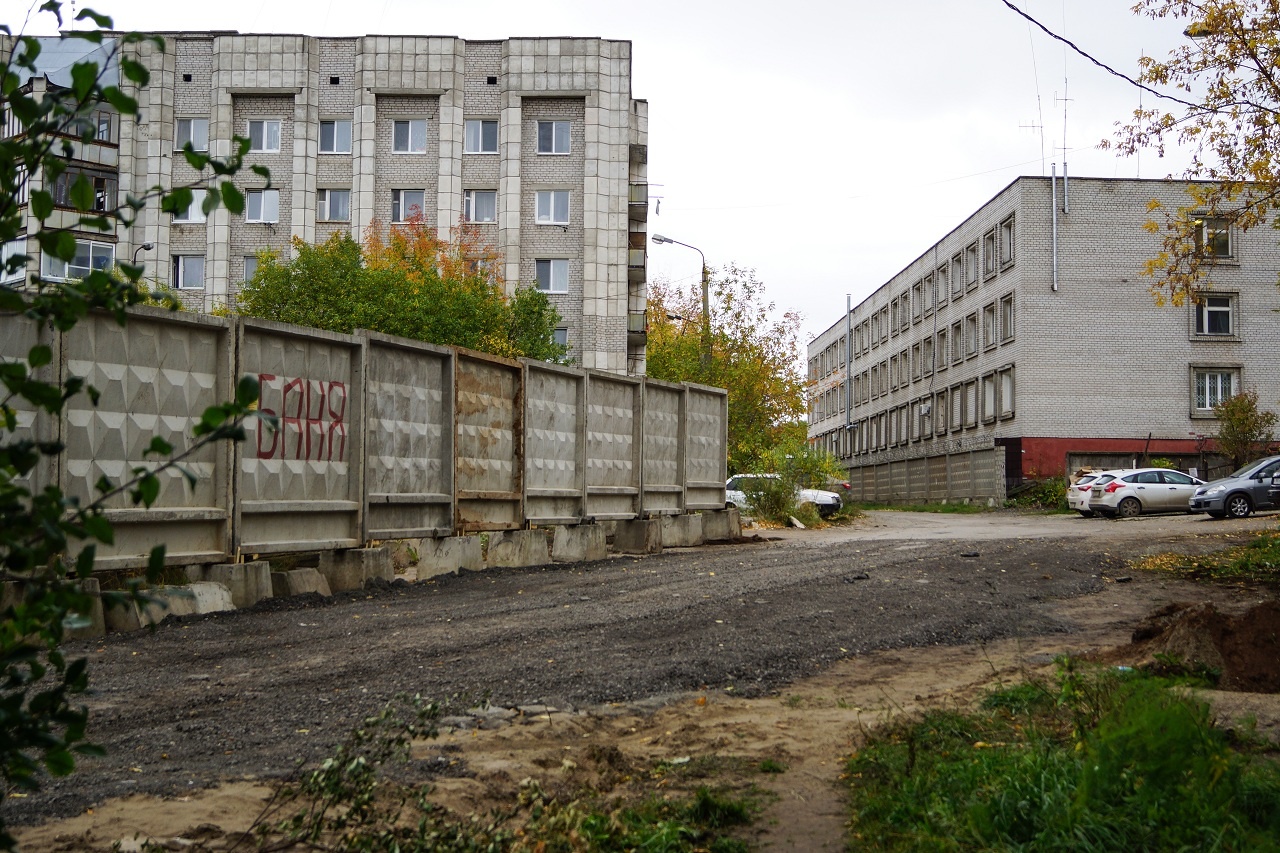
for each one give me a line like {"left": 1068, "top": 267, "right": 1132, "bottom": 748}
{"left": 1020, "top": 112, "right": 1045, "bottom": 176}
{"left": 1056, "top": 79, "right": 1073, "bottom": 213}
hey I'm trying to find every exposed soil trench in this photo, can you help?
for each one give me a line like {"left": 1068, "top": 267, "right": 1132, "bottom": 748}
{"left": 10, "top": 510, "right": 1280, "bottom": 851}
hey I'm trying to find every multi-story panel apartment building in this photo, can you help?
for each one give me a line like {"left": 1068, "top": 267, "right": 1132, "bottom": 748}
{"left": 6, "top": 33, "right": 650, "bottom": 374}
{"left": 807, "top": 176, "right": 1280, "bottom": 486}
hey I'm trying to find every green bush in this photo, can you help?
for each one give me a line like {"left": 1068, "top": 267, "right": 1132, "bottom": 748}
{"left": 1004, "top": 478, "right": 1068, "bottom": 511}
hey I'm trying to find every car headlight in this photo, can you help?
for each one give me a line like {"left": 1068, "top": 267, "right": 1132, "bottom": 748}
{"left": 1203, "top": 485, "right": 1226, "bottom": 496}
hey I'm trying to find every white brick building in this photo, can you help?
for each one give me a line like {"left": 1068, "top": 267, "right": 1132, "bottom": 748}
{"left": 807, "top": 177, "right": 1280, "bottom": 484}
{"left": 7, "top": 33, "right": 650, "bottom": 374}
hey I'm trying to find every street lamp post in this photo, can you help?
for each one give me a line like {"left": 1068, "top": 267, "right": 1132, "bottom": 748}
{"left": 651, "top": 233, "right": 710, "bottom": 371}
{"left": 132, "top": 242, "right": 154, "bottom": 265}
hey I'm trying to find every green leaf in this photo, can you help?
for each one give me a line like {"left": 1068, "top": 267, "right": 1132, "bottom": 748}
{"left": 236, "top": 374, "right": 260, "bottom": 406}
{"left": 161, "top": 186, "right": 193, "bottom": 216}
{"left": 27, "top": 344, "right": 52, "bottom": 368}
{"left": 147, "top": 435, "right": 174, "bottom": 456}
{"left": 147, "top": 545, "right": 167, "bottom": 582}
{"left": 69, "top": 61, "right": 98, "bottom": 100}
{"left": 136, "top": 473, "right": 160, "bottom": 507}
{"left": 82, "top": 514, "right": 114, "bottom": 545}
{"left": 30, "top": 189, "right": 54, "bottom": 220}
{"left": 70, "top": 173, "right": 94, "bottom": 210}
{"left": 73, "top": 7, "right": 113, "bottom": 28}
{"left": 120, "top": 57, "right": 150, "bottom": 87}
{"left": 220, "top": 181, "right": 244, "bottom": 215}
{"left": 44, "top": 747, "right": 75, "bottom": 777}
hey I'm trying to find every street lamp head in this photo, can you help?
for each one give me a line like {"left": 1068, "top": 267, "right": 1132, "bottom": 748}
{"left": 651, "top": 233, "right": 672, "bottom": 245}
{"left": 141, "top": 242, "right": 154, "bottom": 251}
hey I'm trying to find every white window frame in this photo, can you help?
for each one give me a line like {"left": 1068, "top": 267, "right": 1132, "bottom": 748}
{"left": 247, "top": 119, "right": 282, "bottom": 153}
{"left": 243, "top": 254, "right": 258, "bottom": 283}
{"left": 175, "top": 117, "right": 209, "bottom": 152}
{"left": 41, "top": 239, "right": 114, "bottom": 281}
{"left": 173, "top": 254, "right": 205, "bottom": 290}
{"left": 535, "top": 258, "right": 569, "bottom": 293}
{"left": 999, "top": 367, "right": 1015, "bottom": 418}
{"left": 999, "top": 214, "right": 1015, "bottom": 267}
{"left": 1194, "top": 294, "right": 1233, "bottom": 336}
{"left": 316, "top": 188, "right": 350, "bottom": 222}
{"left": 246, "top": 189, "right": 280, "bottom": 223}
{"left": 982, "top": 302, "right": 998, "bottom": 349}
{"left": 464, "top": 189, "right": 497, "bottom": 223}
{"left": 552, "top": 327, "right": 568, "bottom": 348}
{"left": 464, "top": 119, "right": 498, "bottom": 154}
{"left": 1000, "top": 294, "right": 1015, "bottom": 342}
{"left": 1, "top": 239, "right": 27, "bottom": 283}
{"left": 535, "top": 190, "right": 570, "bottom": 225}
{"left": 536, "top": 120, "right": 570, "bottom": 154}
{"left": 391, "top": 189, "right": 426, "bottom": 223}
{"left": 319, "top": 119, "right": 352, "bottom": 154}
{"left": 392, "top": 119, "right": 427, "bottom": 154}
{"left": 1195, "top": 215, "right": 1233, "bottom": 259}
{"left": 173, "top": 188, "right": 208, "bottom": 223}
{"left": 1193, "top": 367, "right": 1237, "bottom": 412}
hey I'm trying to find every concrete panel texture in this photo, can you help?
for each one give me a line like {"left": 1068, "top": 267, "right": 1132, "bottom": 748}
{"left": 318, "top": 547, "right": 394, "bottom": 592}
{"left": 660, "top": 513, "right": 704, "bottom": 548}
{"left": 551, "top": 524, "right": 607, "bottom": 562}
{"left": 613, "top": 518, "right": 662, "bottom": 554}
{"left": 485, "top": 529, "right": 551, "bottom": 568}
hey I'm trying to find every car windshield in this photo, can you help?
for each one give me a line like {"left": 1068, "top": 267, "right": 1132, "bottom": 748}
{"left": 1227, "top": 459, "right": 1275, "bottom": 479}
{"left": 1093, "top": 475, "right": 1117, "bottom": 485}
{"left": 1077, "top": 475, "right": 1098, "bottom": 485}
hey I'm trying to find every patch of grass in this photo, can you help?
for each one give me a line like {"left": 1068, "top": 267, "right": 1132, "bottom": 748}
{"left": 1132, "top": 526, "right": 1280, "bottom": 586}
{"left": 1003, "top": 478, "right": 1069, "bottom": 512}
{"left": 854, "top": 501, "right": 988, "bottom": 514}
{"left": 758, "top": 758, "right": 788, "bottom": 774}
{"left": 845, "top": 661, "right": 1280, "bottom": 851}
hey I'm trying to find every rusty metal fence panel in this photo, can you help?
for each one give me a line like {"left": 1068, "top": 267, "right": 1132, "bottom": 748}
{"left": 362, "top": 332, "right": 454, "bottom": 540}
{"left": 524, "top": 361, "right": 584, "bottom": 525}
{"left": 683, "top": 383, "right": 727, "bottom": 510}
{"left": 61, "top": 307, "right": 234, "bottom": 569}
{"left": 585, "top": 370, "right": 641, "bottom": 520}
{"left": 454, "top": 349, "right": 523, "bottom": 532}
{"left": 641, "top": 378, "right": 684, "bottom": 516}
{"left": 236, "top": 318, "right": 364, "bottom": 555}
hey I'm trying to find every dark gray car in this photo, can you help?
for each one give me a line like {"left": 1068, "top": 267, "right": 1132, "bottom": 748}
{"left": 1188, "top": 455, "right": 1280, "bottom": 518}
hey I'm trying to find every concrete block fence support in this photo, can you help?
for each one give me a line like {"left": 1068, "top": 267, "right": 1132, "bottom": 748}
{"left": 485, "top": 530, "right": 551, "bottom": 569}
{"left": 319, "top": 547, "right": 394, "bottom": 593}
{"left": 67, "top": 577, "right": 106, "bottom": 640}
{"left": 551, "top": 524, "right": 607, "bottom": 562}
{"left": 417, "top": 536, "right": 484, "bottom": 576}
{"left": 104, "top": 582, "right": 234, "bottom": 633}
{"left": 660, "top": 514, "right": 704, "bottom": 548}
{"left": 202, "top": 561, "right": 273, "bottom": 609}
{"left": 613, "top": 518, "right": 662, "bottom": 554}
{"left": 701, "top": 508, "right": 742, "bottom": 541}
{"left": 270, "top": 568, "right": 333, "bottom": 598}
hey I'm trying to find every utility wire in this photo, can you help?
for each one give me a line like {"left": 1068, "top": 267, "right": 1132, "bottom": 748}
{"left": 998, "top": 0, "right": 1199, "bottom": 109}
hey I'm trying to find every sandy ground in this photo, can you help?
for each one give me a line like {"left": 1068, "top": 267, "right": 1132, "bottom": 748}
{"left": 10, "top": 509, "right": 1280, "bottom": 851}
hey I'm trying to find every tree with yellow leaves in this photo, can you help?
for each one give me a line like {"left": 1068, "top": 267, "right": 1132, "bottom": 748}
{"left": 1110, "top": 0, "right": 1280, "bottom": 305}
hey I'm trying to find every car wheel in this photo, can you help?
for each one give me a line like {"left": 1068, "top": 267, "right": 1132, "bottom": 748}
{"left": 1077, "top": 510, "right": 1094, "bottom": 518}
{"left": 1225, "top": 493, "right": 1253, "bottom": 519}
{"left": 1117, "top": 497, "right": 1142, "bottom": 519}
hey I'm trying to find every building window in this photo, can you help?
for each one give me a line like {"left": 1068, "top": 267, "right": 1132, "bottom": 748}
{"left": 889, "top": 354, "right": 899, "bottom": 390}
{"left": 935, "top": 266, "right": 947, "bottom": 305}
{"left": 922, "top": 336, "right": 934, "bottom": 376}
{"left": 911, "top": 283, "right": 922, "bottom": 321}
{"left": 319, "top": 119, "right": 352, "bottom": 154}
{"left": 243, "top": 255, "right": 258, "bottom": 282}
{"left": 175, "top": 117, "right": 209, "bottom": 152}
{"left": 173, "top": 255, "right": 205, "bottom": 290}
{"left": 173, "top": 188, "right": 208, "bottom": 223}
{"left": 51, "top": 169, "right": 116, "bottom": 212}
{"left": 536, "top": 120, "right": 570, "bottom": 154}
{"left": 392, "top": 189, "right": 425, "bottom": 222}
{"left": 999, "top": 214, "right": 1015, "bottom": 267}
{"left": 935, "top": 329, "right": 947, "bottom": 372}
{"left": 41, "top": 239, "right": 114, "bottom": 280}
{"left": 535, "top": 190, "right": 570, "bottom": 225}
{"left": 911, "top": 343, "right": 922, "bottom": 381}
{"left": 999, "top": 367, "right": 1015, "bottom": 418}
{"left": 316, "top": 188, "right": 350, "bottom": 222}
{"left": 1000, "top": 294, "right": 1014, "bottom": 341}
{"left": 1194, "top": 368, "right": 1236, "bottom": 411}
{"left": 464, "top": 189, "right": 497, "bottom": 223}
{"left": 981, "top": 373, "right": 997, "bottom": 422}
{"left": 246, "top": 189, "right": 279, "bottom": 223}
{"left": 982, "top": 229, "right": 998, "bottom": 277}
{"left": 898, "top": 349, "right": 909, "bottom": 386}
{"left": 964, "top": 313, "right": 978, "bottom": 357}
{"left": 964, "top": 381, "right": 978, "bottom": 427}
{"left": 535, "top": 258, "right": 569, "bottom": 293}
{"left": 924, "top": 274, "right": 936, "bottom": 315}
{"left": 1194, "top": 294, "right": 1233, "bottom": 336}
{"left": 392, "top": 119, "right": 427, "bottom": 153}
{"left": 950, "top": 320, "right": 963, "bottom": 364}
{"left": 465, "top": 119, "right": 498, "bottom": 153}
{"left": 553, "top": 327, "right": 568, "bottom": 348}
{"left": 982, "top": 302, "right": 998, "bottom": 349}
{"left": 2, "top": 240, "right": 26, "bottom": 283}
{"left": 247, "top": 119, "right": 282, "bottom": 153}
{"left": 1194, "top": 216, "right": 1232, "bottom": 258}
{"left": 966, "top": 241, "right": 979, "bottom": 288}
{"left": 950, "top": 384, "right": 963, "bottom": 430}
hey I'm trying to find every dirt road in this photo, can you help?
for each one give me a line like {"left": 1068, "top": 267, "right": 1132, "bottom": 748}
{"left": 9, "top": 509, "right": 1279, "bottom": 850}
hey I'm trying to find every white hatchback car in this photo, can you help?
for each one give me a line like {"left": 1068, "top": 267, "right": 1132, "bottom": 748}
{"left": 1090, "top": 468, "right": 1205, "bottom": 518}
{"left": 725, "top": 474, "right": 843, "bottom": 517}
{"left": 1068, "top": 470, "right": 1126, "bottom": 517}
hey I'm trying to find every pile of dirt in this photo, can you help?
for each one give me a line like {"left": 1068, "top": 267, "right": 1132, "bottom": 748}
{"left": 1121, "top": 600, "right": 1280, "bottom": 693}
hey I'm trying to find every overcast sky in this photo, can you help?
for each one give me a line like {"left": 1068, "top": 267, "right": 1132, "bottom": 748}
{"left": 6, "top": 0, "right": 1197, "bottom": 343}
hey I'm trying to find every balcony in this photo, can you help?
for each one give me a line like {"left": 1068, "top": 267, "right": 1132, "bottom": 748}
{"left": 628, "top": 183, "right": 648, "bottom": 222}
{"left": 627, "top": 310, "right": 647, "bottom": 346}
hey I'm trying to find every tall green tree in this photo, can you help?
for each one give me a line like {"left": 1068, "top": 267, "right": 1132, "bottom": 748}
{"left": 1, "top": 8, "right": 259, "bottom": 847}
{"left": 646, "top": 266, "right": 806, "bottom": 473}
{"left": 237, "top": 220, "right": 568, "bottom": 362}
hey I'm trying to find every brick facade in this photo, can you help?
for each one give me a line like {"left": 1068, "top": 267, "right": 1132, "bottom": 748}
{"left": 807, "top": 177, "right": 1280, "bottom": 481}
